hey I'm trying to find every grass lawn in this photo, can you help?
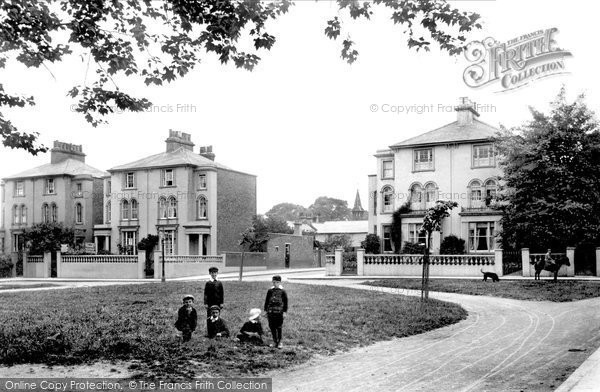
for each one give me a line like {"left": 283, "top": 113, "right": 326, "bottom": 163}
{"left": 0, "top": 281, "right": 465, "bottom": 380}
{"left": 365, "top": 279, "right": 600, "bottom": 302}
{"left": 0, "top": 284, "right": 62, "bottom": 291}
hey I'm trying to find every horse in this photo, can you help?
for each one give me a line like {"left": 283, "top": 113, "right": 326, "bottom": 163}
{"left": 530, "top": 254, "right": 570, "bottom": 281}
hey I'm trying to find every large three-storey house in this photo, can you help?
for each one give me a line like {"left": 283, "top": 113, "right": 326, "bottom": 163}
{"left": 368, "top": 98, "right": 502, "bottom": 254}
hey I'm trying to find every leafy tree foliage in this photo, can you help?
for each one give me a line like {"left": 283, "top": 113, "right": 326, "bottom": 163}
{"left": 496, "top": 89, "right": 600, "bottom": 252}
{"left": 400, "top": 241, "right": 426, "bottom": 254}
{"left": 391, "top": 202, "right": 411, "bottom": 253}
{"left": 22, "top": 222, "right": 75, "bottom": 254}
{"left": 361, "top": 233, "right": 381, "bottom": 254}
{"left": 440, "top": 235, "right": 465, "bottom": 254}
{"left": 239, "top": 214, "right": 293, "bottom": 252}
{"left": 265, "top": 203, "right": 309, "bottom": 222}
{"left": 137, "top": 234, "right": 159, "bottom": 251}
{"left": 309, "top": 196, "right": 352, "bottom": 222}
{"left": 320, "top": 234, "right": 352, "bottom": 252}
{"left": 0, "top": 0, "right": 481, "bottom": 154}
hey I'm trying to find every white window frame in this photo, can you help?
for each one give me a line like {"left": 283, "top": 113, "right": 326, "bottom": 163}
{"left": 382, "top": 160, "right": 394, "bottom": 179}
{"left": 106, "top": 201, "right": 111, "bottom": 224}
{"left": 408, "top": 223, "right": 426, "bottom": 244}
{"left": 50, "top": 203, "right": 57, "bottom": 223}
{"left": 198, "top": 173, "right": 207, "bottom": 189}
{"left": 197, "top": 196, "right": 208, "bottom": 219}
{"left": 45, "top": 178, "right": 55, "bottom": 194}
{"left": 382, "top": 225, "right": 393, "bottom": 253}
{"left": 163, "top": 168, "right": 175, "bottom": 187}
{"left": 75, "top": 203, "right": 83, "bottom": 224}
{"left": 162, "top": 229, "right": 176, "bottom": 255}
{"left": 125, "top": 172, "right": 135, "bottom": 189}
{"left": 15, "top": 181, "right": 24, "bottom": 197}
{"left": 42, "top": 203, "right": 49, "bottom": 223}
{"left": 121, "top": 231, "right": 138, "bottom": 255}
{"left": 414, "top": 148, "right": 434, "bottom": 171}
{"left": 468, "top": 222, "right": 496, "bottom": 252}
{"left": 131, "top": 199, "right": 138, "bottom": 220}
{"left": 158, "top": 197, "right": 167, "bottom": 219}
{"left": 167, "top": 197, "right": 177, "bottom": 218}
{"left": 20, "top": 205, "right": 27, "bottom": 224}
{"left": 469, "top": 180, "right": 483, "bottom": 208}
{"left": 121, "top": 199, "right": 130, "bottom": 220}
{"left": 473, "top": 144, "right": 495, "bottom": 168}
{"left": 382, "top": 186, "right": 394, "bottom": 213}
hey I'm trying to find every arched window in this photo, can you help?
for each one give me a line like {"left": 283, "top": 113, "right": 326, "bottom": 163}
{"left": 424, "top": 183, "right": 438, "bottom": 208}
{"left": 75, "top": 203, "right": 83, "bottom": 224}
{"left": 42, "top": 203, "right": 49, "bottom": 223}
{"left": 469, "top": 180, "right": 482, "bottom": 208}
{"left": 12, "top": 205, "right": 18, "bottom": 224}
{"left": 484, "top": 179, "right": 498, "bottom": 206}
{"left": 106, "top": 201, "right": 111, "bottom": 223}
{"left": 168, "top": 196, "right": 177, "bottom": 218}
{"left": 51, "top": 203, "right": 58, "bottom": 223}
{"left": 381, "top": 186, "right": 394, "bottom": 213}
{"left": 158, "top": 197, "right": 167, "bottom": 219}
{"left": 197, "top": 196, "right": 208, "bottom": 219}
{"left": 131, "top": 199, "right": 138, "bottom": 220}
{"left": 121, "top": 199, "right": 130, "bottom": 220}
{"left": 20, "top": 205, "right": 27, "bottom": 224}
{"left": 410, "top": 184, "right": 423, "bottom": 210}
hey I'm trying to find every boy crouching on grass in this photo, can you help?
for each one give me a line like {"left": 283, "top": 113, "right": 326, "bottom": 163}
{"left": 175, "top": 295, "right": 197, "bottom": 342}
{"left": 236, "top": 308, "right": 264, "bottom": 345}
{"left": 207, "top": 305, "right": 230, "bottom": 339}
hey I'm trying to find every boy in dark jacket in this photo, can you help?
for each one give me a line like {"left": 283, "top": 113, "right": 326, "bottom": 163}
{"left": 207, "top": 305, "right": 230, "bottom": 339}
{"left": 175, "top": 295, "right": 197, "bottom": 342}
{"left": 264, "top": 275, "right": 288, "bottom": 348}
{"left": 236, "top": 308, "right": 264, "bottom": 345}
{"left": 204, "top": 267, "right": 224, "bottom": 331}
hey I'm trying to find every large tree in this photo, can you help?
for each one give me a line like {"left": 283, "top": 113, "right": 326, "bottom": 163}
{"left": 496, "top": 89, "right": 600, "bottom": 253}
{"left": 22, "top": 222, "right": 75, "bottom": 254}
{"left": 1, "top": 0, "right": 481, "bottom": 154}
{"left": 265, "top": 203, "right": 309, "bottom": 222}
{"left": 309, "top": 196, "right": 352, "bottom": 222}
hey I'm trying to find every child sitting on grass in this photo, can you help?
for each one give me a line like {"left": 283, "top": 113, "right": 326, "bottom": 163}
{"left": 207, "top": 305, "right": 230, "bottom": 339}
{"left": 174, "top": 295, "right": 197, "bottom": 342}
{"left": 236, "top": 308, "right": 264, "bottom": 345}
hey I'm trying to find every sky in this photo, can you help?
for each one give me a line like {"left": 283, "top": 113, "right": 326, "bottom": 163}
{"left": 1, "top": 0, "right": 598, "bottom": 214}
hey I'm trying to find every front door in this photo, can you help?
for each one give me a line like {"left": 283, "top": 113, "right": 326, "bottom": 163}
{"left": 284, "top": 243, "right": 290, "bottom": 268}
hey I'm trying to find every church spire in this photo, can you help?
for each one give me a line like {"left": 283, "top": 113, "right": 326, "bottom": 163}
{"left": 352, "top": 190, "right": 367, "bottom": 220}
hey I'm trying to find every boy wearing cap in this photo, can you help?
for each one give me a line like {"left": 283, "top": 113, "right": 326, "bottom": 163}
{"left": 264, "top": 275, "right": 288, "bottom": 348}
{"left": 175, "top": 295, "right": 197, "bottom": 342}
{"left": 207, "top": 305, "right": 230, "bottom": 339}
{"left": 236, "top": 308, "right": 264, "bottom": 345}
{"left": 204, "top": 267, "right": 224, "bottom": 331}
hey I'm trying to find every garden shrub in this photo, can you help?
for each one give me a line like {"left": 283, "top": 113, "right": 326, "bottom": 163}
{"left": 440, "top": 235, "right": 466, "bottom": 254}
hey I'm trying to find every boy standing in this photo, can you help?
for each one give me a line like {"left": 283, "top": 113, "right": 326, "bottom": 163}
{"left": 204, "top": 267, "right": 224, "bottom": 331}
{"left": 264, "top": 275, "right": 288, "bottom": 348}
{"left": 175, "top": 295, "right": 197, "bottom": 342}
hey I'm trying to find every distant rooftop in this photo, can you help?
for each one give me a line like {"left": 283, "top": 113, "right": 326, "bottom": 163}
{"left": 4, "top": 159, "right": 108, "bottom": 180}
{"left": 312, "top": 220, "right": 368, "bottom": 234}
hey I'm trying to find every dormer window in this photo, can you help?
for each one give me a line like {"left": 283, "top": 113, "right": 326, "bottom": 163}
{"left": 45, "top": 178, "right": 55, "bottom": 194}
{"left": 162, "top": 169, "right": 175, "bottom": 187}
{"left": 414, "top": 148, "right": 434, "bottom": 171}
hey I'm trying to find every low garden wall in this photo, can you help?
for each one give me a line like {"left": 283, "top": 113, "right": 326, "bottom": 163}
{"left": 154, "top": 253, "right": 225, "bottom": 279}
{"left": 221, "top": 252, "right": 268, "bottom": 273}
{"left": 23, "top": 254, "right": 48, "bottom": 278}
{"left": 59, "top": 254, "right": 141, "bottom": 279}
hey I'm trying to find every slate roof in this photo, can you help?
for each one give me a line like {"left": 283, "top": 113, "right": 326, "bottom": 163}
{"left": 390, "top": 119, "right": 499, "bottom": 149}
{"left": 312, "top": 221, "right": 368, "bottom": 234}
{"left": 4, "top": 159, "right": 109, "bottom": 180}
{"left": 109, "top": 147, "right": 237, "bottom": 172}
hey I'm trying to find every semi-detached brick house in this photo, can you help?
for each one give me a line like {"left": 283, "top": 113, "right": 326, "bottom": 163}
{"left": 368, "top": 97, "right": 503, "bottom": 254}
{"left": 1, "top": 141, "right": 108, "bottom": 254}
{"left": 95, "top": 130, "right": 256, "bottom": 255}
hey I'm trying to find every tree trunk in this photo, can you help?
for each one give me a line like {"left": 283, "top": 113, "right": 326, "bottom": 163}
{"left": 421, "top": 232, "right": 431, "bottom": 302}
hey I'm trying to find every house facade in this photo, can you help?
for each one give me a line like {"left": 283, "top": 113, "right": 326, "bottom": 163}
{"left": 97, "top": 130, "right": 256, "bottom": 256}
{"left": 1, "top": 141, "right": 107, "bottom": 254}
{"left": 368, "top": 98, "right": 502, "bottom": 254}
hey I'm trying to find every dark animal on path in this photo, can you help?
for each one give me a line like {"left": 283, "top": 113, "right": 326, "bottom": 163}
{"left": 481, "top": 269, "right": 500, "bottom": 282}
{"left": 530, "top": 254, "right": 570, "bottom": 281}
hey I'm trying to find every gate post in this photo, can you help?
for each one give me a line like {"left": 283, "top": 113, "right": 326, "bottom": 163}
{"left": 137, "top": 250, "right": 146, "bottom": 279}
{"left": 596, "top": 247, "right": 600, "bottom": 277}
{"left": 357, "top": 248, "right": 365, "bottom": 276}
{"left": 334, "top": 248, "right": 343, "bottom": 276}
{"left": 43, "top": 252, "right": 51, "bottom": 278}
{"left": 22, "top": 252, "right": 28, "bottom": 278}
{"left": 56, "top": 252, "right": 62, "bottom": 278}
{"left": 521, "top": 248, "right": 530, "bottom": 277}
{"left": 566, "top": 247, "right": 575, "bottom": 277}
{"left": 494, "top": 249, "right": 503, "bottom": 276}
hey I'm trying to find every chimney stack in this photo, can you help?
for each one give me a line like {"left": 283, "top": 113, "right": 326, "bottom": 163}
{"left": 50, "top": 141, "right": 86, "bottom": 164}
{"left": 455, "top": 97, "right": 480, "bottom": 126}
{"left": 165, "top": 130, "right": 195, "bottom": 152}
{"left": 199, "top": 145, "right": 216, "bottom": 161}
{"left": 293, "top": 222, "right": 302, "bottom": 236}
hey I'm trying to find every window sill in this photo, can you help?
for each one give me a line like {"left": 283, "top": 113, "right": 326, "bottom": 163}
{"left": 43, "top": 193, "right": 57, "bottom": 196}
{"left": 159, "top": 185, "right": 176, "bottom": 189}
{"left": 412, "top": 168, "right": 435, "bottom": 173}
{"left": 123, "top": 187, "right": 137, "bottom": 191}
{"left": 381, "top": 177, "right": 394, "bottom": 181}
{"left": 471, "top": 165, "right": 496, "bottom": 169}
